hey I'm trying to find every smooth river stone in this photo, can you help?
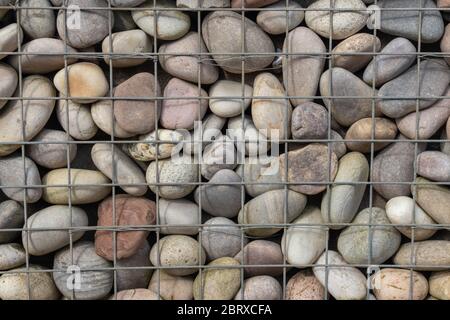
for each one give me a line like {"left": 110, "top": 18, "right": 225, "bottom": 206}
{"left": 91, "top": 99, "right": 135, "bottom": 138}
{"left": 0, "top": 243, "right": 26, "bottom": 270}
{"left": 95, "top": 195, "right": 156, "bottom": 260}
{"left": 114, "top": 72, "right": 160, "bottom": 135}
{"left": 160, "top": 78, "right": 208, "bottom": 130}
{"left": 0, "top": 23, "right": 22, "bottom": 60}
{"left": 201, "top": 135, "right": 238, "bottom": 180}
{"left": 146, "top": 155, "right": 198, "bottom": 199}
{"left": 371, "top": 268, "right": 428, "bottom": 300}
{"left": 378, "top": 60, "right": 450, "bottom": 118}
{"left": 193, "top": 257, "right": 240, "bottom": 300}
{"left": 54, "top": 62, "right": 109, "bottom": 104}
{"left": 149, "top": 270, "right": 193, "bottom": 300}
{"left": 0, "top": 156, "right": 42, "bottom": 203}
{"left": 394, "top": 240, "right": 450, "bottom": 271}
{"left": 320, "top": 67, "right": 380, "bottom": 127}
{"left": 332, "top": 33, "right": 381, "bottom": 73}
{"left": 396, "top": 89, "right": 450, "bottom": 139}
{"left": 56, "top": 98, "right": 99, "bottom": 140}
{"left": 184, "top": 112, "right": 227, "bottom": 155}
{"left": 57, "top": 0, "right": 111, "bottom": 49}
{"left": 23, "top": 205, "right": 88, "bottom": 256}
{"left": 417, "top": 151, "right": 450, "bottom": 182}
{"left": 0, "top": 200, "right": 23, "bottom": 243}
{"left": 128, "top": 129, "right": 184, "bottom": 161}
{"left": 377, "top": 0, "right": 444, "bottom": 43}
{"left": 282, "top": 206, "right": 327, "bottom": 266}
{"left": 112, "top": 289, "right": 159, "bottom": 300}
{"left": 291, "top": 102, "right": 328, "bottom": 140}
{"left": 313, "top": 250, "right": 367, "bottom": 300}
{"left": 305, "top": 0, "right": 368, "bottom": 40}
{"left": 363, "top": 37, "right": 416, "bottom": 87}
{"left": 20, "top": 0, "right": 55, "bottom": 39}
{"left": 412, "top": 177, "right": 450, "bottom": 224}
{"left": 0, "top": 75, "right": 55, "bottom": 156}
{"left": 321, "top": 152, "right": 369, "bottom": 229}
{"left": 256, "top": 2, "right": 304, "bottom": 35}
{"left": 209, "top": 80, "right": 252, "bottom": 118}
{"left": 53, "top": 241, "right": 113, "bottom": 300}
{"left": 345, "top": 117, "right": 398, "bottom": 153}
{"left": 202, "top": 11, "right": 275, "bottom": 73}
{"left": 102, "top": 29, "right": 152, "bottom": 68}
{"left": 235, "top": 276, "right": 282, "bottom": 300}
{"left": 150, "top": 235, "right": 206, "bottom": 276}
{"left": 283, "top": 26, "right": 326, "bottom": 106}
{"left": 385, "top": 196, "right": 436, "bottom": 241}
{"left": 42, "top": 169, "right": 111, "bottom": 204}
{"left": 337, "top": 207, "right": 401, "bottom": 264}
{"left": 372, "top": 137, "right": 426, "bottom": 200}
{"left": 9, "top": 38, "right": 78, "bottom": 74}
{"left": 0, "top": 265, "right": 59, "bottom": 300}
{"left": 279, "top": 144, "right": 338, "bottom": 195}
{"left": 159, "top": 32, "right": 219, "bottom": 85}
{"left": 201, "top": 217, "right": 247, "bottom": 260}
{"left": 91, "top": 143, "right": 147, "bottom": 196}
{"left": 238, "top": 189, "right": 307, "bottom": 237}
{"left": 194, "top": 169, "right": 241, "bottom": 218}
{"left": 0, "top": 62, "right": 17, "bottom": 110}
{"left": 159, "top": 198, "right": 200, "bottom": 235}
{"left": 116, "top": 240, "right": 152, "bottom": 291}
{"left": 234, "top": 240, "right": 283, "bottom": 277}
{"left": 429, "top": 271, "right": 450, "bottom": 300}
{"left": 227, "top": 115, "right": 270, "bottom": 157}
{"left": 28, "top": 129, "right": 77, "bottom": 169}
{"left": 286, "top": 270, "right": 325, "bottom": 300}
{"left": 132, "top": 0, "right": 190, "bottom": 40}
{"left": 442, "top": 24, "right": 450, "bottom": 65}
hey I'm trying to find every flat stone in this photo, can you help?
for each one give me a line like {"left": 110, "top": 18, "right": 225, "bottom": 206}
{"left": 148, "top": 270, "right": 193, "bottom": 300}
{"left": 321, "top": 152, "right": 369, "bottom": 228}
{"left": 291, "top": 102, "right": 328, "bottom": 139}
{"left": 337, "top": 207, "right": 401, "bottom": 264}
{"left": 256, "top": 2, "right": 304, "bottom": 35}
{"left": 95, "top": 195, "right": 156, "bottom": 260}
{"left": 282, "top": 206, "right": 327, "bottom": 266}
{"left": 128, "top": 129, "right": 184, "bottom": 161}
{"left": 371, "top": 268, "right": 428, "bottom": 300}
{"left": 53, "top": 241, "right": 113, "bottom": 300}
{"left": 286, "top": 270, "right": 325, "bottom": 300}
{"left": 159, "top": 32, "right": 219, "bottom": 85}
{"left": 363, "top": 37, "right": 416, "bottom": 87}
{"left": 417, "top": 151, "right": 450, "bottom": 182}
{"left": 238, "top": 189, "right": 307, "bottom": 237}
{"left": 114, "top": 72, "right": 160, "bottom": 135}
{"left": 0, "top": 156, "right": 42, "bottom": 203}
{"left": 201, "top": 135, "right": 238, "bottom": 180}
{"left": 0, "top": 243, "right": 26, "bottom": 271}
{"left": 209, "top": 80, "right": 252, "bottom": 118}
{"left": 332, "top": 33, "right": 381, "bottom": 72}
{"left": 91, "top": 99, "right": 135, "bottom": 138}
{"left": 345, "top": 117, "right": 398, "bottom": 153}
{"left": 9, "top": 38, "right": 78, "bottom": 74}
{"left": 202, "top": 11, "right": 274, "bottom": 73}
{"left": 283, "top": 27, "right": 326, "bottom": 106}
{"left": 0, "top": 200, "right": 23, "bottom": 244}
{"left": 23, "top": 205, "right": 88, "bottom": 256}
{"left": 313, "top": 250, "right": 367, "bottom": 300}
{"left": 429, "top": 271, "right": 450, "bottom": 300}
{"left": 20, "top": 0, "right": 55, "bottom": 39}
{"left": 234, "top": 276, "right": 282, "bottom": 300}
{"left": 91, "top": 143, "right": 147, "bottom": 196}
{"left": 146, "top": 155, "right": 198, "bottom": 199}
{"left": 394, "top": 240, "right": 450, "bottom": 271}
{"left": 57, "top": 0, "right": 111, "bottom": 49}
{"left": 42, "top": 169, "right": 111, "bottom": 204}
{"left": 320, "top": 67, "right": 381, "bottom": 127}
{"left": 412, "top": 177, "right": 450, "bottom": 224}
{"left": 102, "top": 29, "right": 152, "bottom": 68}
{"left": 305, "top": 0, "right": 368, "bottom": 40}
{"left": 0, "top": 75, "right": 55, "bottom": 156}
{"left": 234, "top": 240, "right": 284, "bottom": 277}
{"left": 56, "top": 98, "right": 99, "bottom": 140}
{"left": 116, "top": 240, "right": 152, "bottom": 291}
{"left": 150, "top": 235, "right": 206, "bottom": 276}
{"left": 27, "top": 129, "right": 77, "bottom": 169}
{"left": 378, "top": 60, "right": 450, "bottom": 118}
{"left": 193, "top": 257, "right": 240, "bottom": 300}
{"left": 0, "top": 23, "right": 22, "bottom": 60}
{"left": 378, "top": 0, "right": 444, "bottom": 43}
{"left": 132, "top": 0, "right": 190, "bottom": 40}
{"left": 0, "top": 62, "right": 17, "bottom": 110}
{"left": 158, "top": 198, "right": 200, "bottom": 235}
{"left": 279, "top": 144, "right": 338, "bottom": 195}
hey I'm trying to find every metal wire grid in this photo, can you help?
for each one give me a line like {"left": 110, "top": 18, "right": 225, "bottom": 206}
{"left": 0, "top": 0, "right": 448, "bottom": 301}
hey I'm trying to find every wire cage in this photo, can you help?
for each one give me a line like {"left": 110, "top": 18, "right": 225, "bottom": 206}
{"left": 0, "top": 0, "right": 449, "bottom": 301}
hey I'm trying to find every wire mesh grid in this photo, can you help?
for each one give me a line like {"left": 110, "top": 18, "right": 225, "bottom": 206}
{"left": 0, "top": 0, "right": 449, "bottom": 301}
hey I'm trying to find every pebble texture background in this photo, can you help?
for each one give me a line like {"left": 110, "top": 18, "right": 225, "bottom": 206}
{"left": 0, "top": 0, "right": 449, "bottom": 301}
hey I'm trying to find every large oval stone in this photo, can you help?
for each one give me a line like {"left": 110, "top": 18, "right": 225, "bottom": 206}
{"left": 20, "top": 0, "right": 55, "bottom": 39}
{"left": 234, "top": 275, "right": 282, "bottom": 300}
{"left": 209, "top": 80, "right": 252, "bottom": 118}
{"left": 394, "top": 240, "right": 450, "bottom": 271}
{"left": 0, "top": 200, "right": 23, "bottom": 244}
{"left": 0, "top": 23, "right": 22, "bottom": 60}
{"left": 429, "top": 271, "right": 450, "bottom": 300}
{"left": 158, "top": 198, "right": 200, "bottom": 235}
{"left": 256, "top": 2, "right": 304, "bottom": 35}
{"left": 286, "top": 270, "right": 325, "bottom": 300}
{"left": 234, "top": 240, "right": 284, "bottom": 277}
{"left": 417, "top": 151, "right": 450, "bottom": 182}
{"left": 412, "top": 177, "right": 450, "bottom": 224}
{"left": 0, "top": 62, "right": 17, "bottom": 110}
{"left": 56, "top": 98, "right": 98, "bottom": 140}
{"left": 371, "top": 268, "right": 428, "bottom": 300}
{"left": 0, "top": 243, "right": 26, "bottom": 271}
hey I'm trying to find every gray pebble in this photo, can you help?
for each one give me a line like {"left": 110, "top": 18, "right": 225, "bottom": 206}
{"left": 20, "top": 0, "right": 55, "bottom": 39}
{"left": 0, "top": 200, "right": 24, "bottom": 243}
{"left": 0, "top": 243, "right": 26, "bottom": 271}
